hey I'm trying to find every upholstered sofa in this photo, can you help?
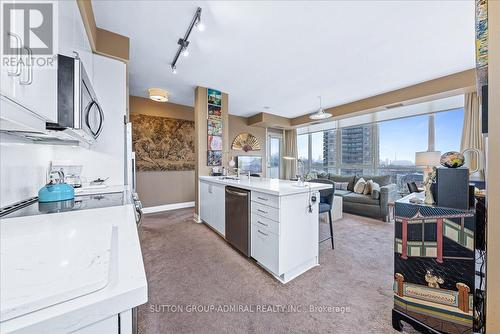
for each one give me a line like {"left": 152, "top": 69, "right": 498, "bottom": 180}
{"left": 308, "top": 173, "right": 398, "bottom": 221}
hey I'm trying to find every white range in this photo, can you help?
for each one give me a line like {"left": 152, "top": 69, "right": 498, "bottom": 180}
{"left": 199, "top": 176, "right": 332, "bottom": 283}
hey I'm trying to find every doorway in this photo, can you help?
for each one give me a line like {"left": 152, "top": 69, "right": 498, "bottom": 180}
{"left": 267, "top": 131, "right": 283, "bottom": 179}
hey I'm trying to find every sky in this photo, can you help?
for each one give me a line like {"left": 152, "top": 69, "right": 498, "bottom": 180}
{"left": 379, "top": 108, "right": 464, "bottom": 162}
{"left": 297, "top": 108, "right": 464, "bottom": 164}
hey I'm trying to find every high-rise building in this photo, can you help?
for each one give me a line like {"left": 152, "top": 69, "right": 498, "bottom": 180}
{"left": 323, "top": 124, "right": 379, "bottom": 174}
{"left": 322, "top": 130, "right": 336, "bottom": 168}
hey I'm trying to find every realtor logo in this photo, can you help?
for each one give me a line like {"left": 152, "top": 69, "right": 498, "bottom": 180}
{"left": 3, "top": 2, "right": 53, "bottom": 55}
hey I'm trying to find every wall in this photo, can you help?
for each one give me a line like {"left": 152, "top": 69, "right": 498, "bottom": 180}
{"left": 129, "top": 96, "right": 195, "bottom": 207}
{"left": 486, "top": 1, "right": 500, "bottom": 331}
{"left": 228, "top": 115, "right": 267, "bottom": 177}
{"left": 0, "top": 139, "right": 55, "bottom": 206}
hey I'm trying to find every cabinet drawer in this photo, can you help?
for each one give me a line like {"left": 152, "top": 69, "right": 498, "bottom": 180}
{"left": 252, "top": 213, "right": 279, "bottom": 235}
{"left": 251, "top": 223, "right": 279, "bottom": 275}
{"left": 251, "top": 191, "right": 279, "bottom": 208}
{"left": 251, "top": 201, "right": 279, "bottom": 222}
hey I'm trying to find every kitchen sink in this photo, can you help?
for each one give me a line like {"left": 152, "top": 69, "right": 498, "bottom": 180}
{"left": 218, "top": 176, "right": 239, "bottom": 180}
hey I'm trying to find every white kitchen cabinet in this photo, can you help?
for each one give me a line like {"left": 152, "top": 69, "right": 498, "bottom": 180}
{"left": 59, "top": 0, "right": 93, "bottom": 82}
{"left": 251, "top": 191, "right": 320, "bottom": 282}
{"left": 199, "top": 180, "right": 225, "bottom": 236}
{"left": 251, "top": 222, "right": 279, "bottom": 274}
{"left": 0, "top": 0, "right": 93, "bottom": 129}
{"left": 73, "top": 315, "right": 118, "bottom": 334}
{"left": 200, "top": 176, "right": 328, "bottom": 284}
{"left": 72, "top": 309, "right": 133, "bottom": 334}
{"left": 0, "top": 0, "right": 58, "bottom": 122}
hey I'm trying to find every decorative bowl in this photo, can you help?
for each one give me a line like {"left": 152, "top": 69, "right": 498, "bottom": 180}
{"left": 440, "top": 151, "right": 465, "bottom": 168}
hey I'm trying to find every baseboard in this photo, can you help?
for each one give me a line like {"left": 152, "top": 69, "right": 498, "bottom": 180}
{"left": 142, "top": 201, "right": 195, "bottom": 214}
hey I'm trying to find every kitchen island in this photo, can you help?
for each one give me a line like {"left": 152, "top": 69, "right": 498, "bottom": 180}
{"left": 199, "top": 176, "right": 332, "bottom": 283}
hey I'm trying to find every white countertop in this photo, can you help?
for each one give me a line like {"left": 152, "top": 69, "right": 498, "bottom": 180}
{"left": 0, "top": 204, "right": 147, "bottom": 333}
{"left": 199, "top": 176, "right": 332, "bottom": 195}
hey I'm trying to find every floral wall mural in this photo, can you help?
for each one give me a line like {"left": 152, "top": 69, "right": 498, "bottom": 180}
{"left": 131, "top": 113, "right": 195, "bottom": 171}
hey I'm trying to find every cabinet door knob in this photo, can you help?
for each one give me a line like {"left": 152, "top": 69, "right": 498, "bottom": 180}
{"left": 19, "top": 46, "right": 33, "bottom": 85}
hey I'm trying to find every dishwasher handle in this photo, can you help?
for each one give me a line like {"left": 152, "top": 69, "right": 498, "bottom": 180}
{"left": 225, "top": 188, "right": 249, "bottom": 197}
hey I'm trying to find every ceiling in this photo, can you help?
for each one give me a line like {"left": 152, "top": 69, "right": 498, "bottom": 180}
{"left": 92, "top": 0, "right": 475, "bottom": 118}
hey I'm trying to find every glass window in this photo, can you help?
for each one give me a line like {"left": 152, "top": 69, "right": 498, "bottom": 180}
{"left": 268, "top": 136, "right": 281, "bottom": 178}
{"left": 297, "top": 134, "right": 309, "bottom": 174}
{"left": 323, "top": 130, "right": 336, "bottom": 170}
{"left": 378, "top": 114, "right": 429, "bottom": 193}
{"left": 297, "top": 104, "right": 464, "bottom": 192}
{"left": 435, "top": 108, "right": 464, "bottom": 154}
{"left": 311, "top": 132, "right": 325, "bottom": 172}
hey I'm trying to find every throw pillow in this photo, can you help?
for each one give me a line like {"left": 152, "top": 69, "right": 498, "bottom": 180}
{"left": 371, "top": 182, "right": 381, "bottom": 199}
{"left": 353, "top": 177, "right": 366, "bottom": 194}
{"left": 304, "top": 172, "right": 317, "bottom": 181}
{"left": 334, "top": 182, "right": 349, "bottom": 191}
{"left": 364, "top": 180, "right": 374, "bottom": 195}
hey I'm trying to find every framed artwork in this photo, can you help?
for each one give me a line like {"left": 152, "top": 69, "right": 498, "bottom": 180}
{"left": 130, "top": 114, "right": 194, "bottom": 171}
{"left": 207, "top": 88, "right": 222, "bottom": 106}
{"left": 208, "top": 135, "right": 222, "bottom": 150}
{"left": 208, "top": 104, "right": 222, "bottom": 119}
{"left": 207, "top": 151, "right": 222, "bottom": 166}
{"left": 208, "top": 119, "right": 222, "bottom": 136}
{"left": 207, "top": 88, "right": 223, "bottom": 166}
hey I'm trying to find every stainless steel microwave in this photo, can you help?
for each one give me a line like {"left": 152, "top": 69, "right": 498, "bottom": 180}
{"left": 47, "top": 54, "right": 104, "bottom": 143}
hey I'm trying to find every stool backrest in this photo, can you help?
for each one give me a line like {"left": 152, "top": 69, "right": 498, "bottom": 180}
{"left": 309, "top": 179, "right": 335, "bottom": 205}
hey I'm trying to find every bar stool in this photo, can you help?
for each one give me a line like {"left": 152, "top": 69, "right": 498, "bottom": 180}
{"left": 310, "top": 179, "right": 335, "bottom": 249}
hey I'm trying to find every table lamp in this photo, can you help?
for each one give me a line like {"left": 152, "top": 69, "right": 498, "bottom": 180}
{"left": 415, "top": 151, "right": 441, "bottom": 179}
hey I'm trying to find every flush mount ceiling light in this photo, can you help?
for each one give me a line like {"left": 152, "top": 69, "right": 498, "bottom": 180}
{"left": 148, "top": 88, "right": 169, "bottom": 102}
{"left": 170, "top": 7, "right": 204, "bottom": 74}
{"left": 309, "top": 96, "right": 332, "bottom": 120}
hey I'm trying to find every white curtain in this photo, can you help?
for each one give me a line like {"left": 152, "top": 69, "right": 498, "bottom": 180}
{"left": 461, "top": 92, "right": 485, "bottom": 179}
{"left": 283, "top": 129, "right": 297, "bottom": 180}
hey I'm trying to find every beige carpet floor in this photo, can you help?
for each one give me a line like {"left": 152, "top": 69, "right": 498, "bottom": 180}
{"left": 137, "top": 209, "right": 418, "bottom": 334}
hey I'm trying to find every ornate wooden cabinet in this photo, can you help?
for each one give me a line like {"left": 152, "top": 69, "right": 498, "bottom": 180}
{"left": 392, "top": 193, "right": 478, "bottom": 334}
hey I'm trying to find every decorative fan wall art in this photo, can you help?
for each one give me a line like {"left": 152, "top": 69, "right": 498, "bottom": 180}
{"left": 231, "top": 133, "right": 261, "bottom": 152}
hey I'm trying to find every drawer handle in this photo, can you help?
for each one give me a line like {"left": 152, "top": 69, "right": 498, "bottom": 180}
{"left": 257, "top": 209, "right": 268, "bottom": 214}
{"left": 257, "top": 229, "right": 268, "bottom": 236}
{"left": 257, "top": 220, "right": 268, "bottom": 227}
{"left": 257, "top": 196, "right": 268, "bottom": 201}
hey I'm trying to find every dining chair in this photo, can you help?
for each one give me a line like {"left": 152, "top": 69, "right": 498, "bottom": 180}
{"left": 310, "top": 179, "right": 335, "bottom": 249}
{"left": 407, "top": 182, "right": 420, "bottom": 193}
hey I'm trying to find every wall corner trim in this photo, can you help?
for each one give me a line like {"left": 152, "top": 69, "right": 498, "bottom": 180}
{"left": 76, "top": 0, "right": 130, "bottom": 62}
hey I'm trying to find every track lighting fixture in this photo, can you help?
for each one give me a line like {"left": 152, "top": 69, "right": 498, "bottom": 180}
{"left": 170, "top": 7, "right": 203, "bottom": 73}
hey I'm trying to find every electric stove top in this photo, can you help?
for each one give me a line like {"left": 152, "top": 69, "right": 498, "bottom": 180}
{"left": 0, "top": 192, "right": 127, "bottom": 219}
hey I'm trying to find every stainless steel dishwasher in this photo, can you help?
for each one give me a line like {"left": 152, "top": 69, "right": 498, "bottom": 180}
{"left": 225, "top": 186, "right": 251, "bottom": 256}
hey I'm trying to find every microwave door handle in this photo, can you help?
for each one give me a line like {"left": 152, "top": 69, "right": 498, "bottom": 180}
{"left": 85, "top": 100, "right": 104, "bottom": 138}
{"left": 94, "top": 101, "right": 104, "bottom": 138}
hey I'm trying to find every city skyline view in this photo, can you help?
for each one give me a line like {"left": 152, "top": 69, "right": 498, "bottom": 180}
{"left": 298, "top": 108, "right": 464, "bottom": 166}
